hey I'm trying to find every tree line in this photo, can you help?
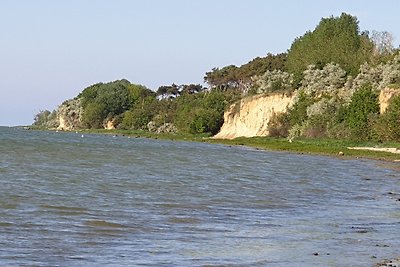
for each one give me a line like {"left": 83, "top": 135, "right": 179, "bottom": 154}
{"left": 34, "top": 13, "right": 400, "bottom": 141}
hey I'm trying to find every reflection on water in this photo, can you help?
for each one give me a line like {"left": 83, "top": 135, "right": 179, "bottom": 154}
{"left": 0, "top": 126, "right": 399, "bottom": 266}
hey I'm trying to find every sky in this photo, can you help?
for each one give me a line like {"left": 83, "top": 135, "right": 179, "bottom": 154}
{"left": 1, "top": 0, "right": 399, "bottom": 126}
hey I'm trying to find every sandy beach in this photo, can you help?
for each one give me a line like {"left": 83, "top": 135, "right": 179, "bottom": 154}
{"left": 347, "top": 147, "right": 400, "bottom": 154}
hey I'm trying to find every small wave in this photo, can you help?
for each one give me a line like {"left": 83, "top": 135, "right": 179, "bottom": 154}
{"left": 167, "top": 216, "right": 201, "bottom": 224}
{"left": 84, "top": 220, "right": 126, "bottom": 228}
{"left": 40, "top": 205, "right": 89, "bottom": 215}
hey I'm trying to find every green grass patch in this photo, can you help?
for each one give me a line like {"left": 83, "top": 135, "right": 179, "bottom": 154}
{"left": 209, "top": 137, "right": 400, "bottom": 161}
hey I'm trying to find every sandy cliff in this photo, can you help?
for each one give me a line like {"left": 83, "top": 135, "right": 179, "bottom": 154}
{"left": 379, "top": 87, "right": 400, "bottom": 113}
{"left": 214, "top": 93, "right": 295, "bottom": 139}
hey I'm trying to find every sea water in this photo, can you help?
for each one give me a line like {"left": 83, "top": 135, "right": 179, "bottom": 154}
{"left": 0, "top": 126, "right": 399, "bottom": 266}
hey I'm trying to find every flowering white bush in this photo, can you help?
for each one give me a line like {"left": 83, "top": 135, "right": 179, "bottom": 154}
{"left": 352, "top": 54, "right": 400, "bottom": 90}
{"left": 351, "top": 62, "right": 383, "bottom": 90}
{"left": 381, "top": 54, "right": 400, "bottom": 87}
{"left": 301, "top": 63, "right": 347, "bottom": 94}
{"left": 253, "top": 70, "right": 294, "bottom": 94}
{"left": 307, "top": 98, "right": 329, "bottom": 117}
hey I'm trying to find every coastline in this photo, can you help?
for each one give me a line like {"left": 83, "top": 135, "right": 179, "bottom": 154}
{"left": 30, "top": 127, "right": 400, "bottom": 162}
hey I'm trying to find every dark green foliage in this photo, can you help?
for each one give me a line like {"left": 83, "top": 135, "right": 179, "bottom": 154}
{"left": 345, "top": 84, "right": 379, "bottom": 139}
{"left": 181, "top": 84, "right": 205, "bottom": 95}
{"left": 128, "top": 84, "right": 156, "bottom": 105}
{"left": 171, "top": 90, "right": 238, "bottom": 134}
{"left": 80, "top": 80, "right": 131, "bottom": 128}
{"left": 204, "top": 65, "right": 239, "bottom": 90}
{"left": 287, "top": 92, "right": 315, "bottom": 126}
{"left": 204, "top": 53, "right": 287, "bottom": 92}
{"left": 287, "top": 13, "right": 374, "bottom": 76}
{"left": 79, "top": 80, "right": 155, "bottom": 129}
{"left": 239, "top": 53, "right": 287, "bottom": 76}
{"left": 121, "top": 93, "right": 157, "bottom": 130}
{"left": 157, "top": 84, "right": 180, "bottom": 98}
{"left": 121, "top": 108, "right": 153, "bottom": 130}
{"left": 82, "top": 102, "right": 106, "bottom": 128}
{"left": 156, "top": 83, "right": 205, "bottom": 98}
{"left": 189, "top": 109, "right": 223, "bottom": 135}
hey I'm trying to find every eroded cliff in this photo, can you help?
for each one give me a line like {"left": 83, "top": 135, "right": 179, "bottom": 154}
{"left": 213, "top": 93, "right": 296, "bottom": 139}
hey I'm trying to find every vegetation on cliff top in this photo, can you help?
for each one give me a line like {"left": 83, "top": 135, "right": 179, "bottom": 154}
{"left": 34, "top": 13, "right": 400, "bottom": 145}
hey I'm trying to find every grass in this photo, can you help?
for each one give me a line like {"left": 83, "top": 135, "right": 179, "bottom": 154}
{"left": 80, "top": 128, "right": 211, "bottom": 141}
{"left": 77, "top": 128, "right": 400, "bottom": 162}
{"left": 209, "top": 137, "right": 400, "bottom": 161}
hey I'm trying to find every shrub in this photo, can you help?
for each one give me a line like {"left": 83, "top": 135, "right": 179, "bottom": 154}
{"left": 82, "top": 102, "right": 106, "bottom": 129}
{"left": 189, "top": 109, "right": 223, "bottom": 135}
{"left": 373, "top": 95, "right": 400, "bottom": 141}
{"left": 287, "top": 91, "right": 315, "bottom": 126}
{"left": 345, "top": 83, "right": 379, "bottom": 139}
{"left": 302, "top": 115, "right": 328, "bottom": 138}
{"left": 267, "top": 112, "right": 290, "bottom": 137}
{"left": 253, "top": 70, "right": 294, "bottom": 94}
{"left": 301, "top": 63, "right": 347, "bottom": 95}
{"left": 121, "top": 108, "right": 153, "bottom": 130}
{"left": 33, "top": 110, "right": 58, "bottom": 128}
{"left": 286, "top": 13, "right": 374, "bottom": 76}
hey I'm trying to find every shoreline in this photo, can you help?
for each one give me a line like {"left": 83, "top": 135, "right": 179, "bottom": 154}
{"left": 28, "top": 127, "right": 400, "bottom": 162}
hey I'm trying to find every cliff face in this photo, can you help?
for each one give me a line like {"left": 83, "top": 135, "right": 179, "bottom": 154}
{"left": 379, "top": 87, "right": 400, "bottom": 113}
{"left": 56, "top": 98, "right": 84, "bottom": 131}
{"left": 213, "top": 93, "right": 295, "bottom": 139}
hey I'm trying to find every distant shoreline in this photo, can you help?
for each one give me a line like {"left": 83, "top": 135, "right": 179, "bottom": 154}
{"left": 26, "top": 127, "right": 400, "bottom": 163}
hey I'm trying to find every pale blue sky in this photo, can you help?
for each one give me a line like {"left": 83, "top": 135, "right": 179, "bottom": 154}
{"left": 1, "top": 0, "right": 399, "bottom": 126}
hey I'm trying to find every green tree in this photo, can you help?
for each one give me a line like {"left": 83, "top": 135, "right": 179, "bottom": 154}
{"left": 33, "top": 110, "right": 58, "bottom": 128}
{"left": 78, "top": 79, "right": 146, "bottom": 128}
{"left": 189, "top": 109, "right": 223, "bottom": 135}
{"left": 121, "top": 108, "right": 153, "bottom": 130}
{"left": 287, "top": 13, "right": 374, "bottom": 76}
{"left": 127, "top": 84, "right": 156, "bottom": 106}
{"left": 287, "top": 92, "right": 315, "bottom": 126}
{"left": 346, "top": 84, "right": 379, "bottom": 139}
{"left": 82, "top": 102, "right": 106, "bottom": 128}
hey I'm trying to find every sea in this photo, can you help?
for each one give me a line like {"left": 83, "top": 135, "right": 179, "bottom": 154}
{"left": 0, "top": 126, "right": 399, "bottom": 266}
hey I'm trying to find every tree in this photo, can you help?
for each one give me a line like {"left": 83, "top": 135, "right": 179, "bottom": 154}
{"left": 189, "top": 109, "right": 223, "bottom": 135}
{"left": 287, "top": 13, "right": 374, "bottom": 76}
{"left": 346, "top": 84, "right": 379, "bottom": 139}
{"left": 121, "top": 108, "right": 153, "bottom": 130}
{"left": 78, "top": 79, "right": 146, "bottom": 128}
{"left": 204, "top": 65, "right": 239, "bottom": 91}
{"left": 33, "top": 110, "right": 57, "bottom": 128}
{"left": 287, "top": 92, "right": 315, "bottom": 126}
{"left": 371, "top": 30, "right": 394, "bottom": 57}
{"left": 156, "top": 84, "right": 180, "bottom": 99}
{"left": 82, "top": 102, "right": 106, "bottom": 128}
{"left": 204, "top": 53, "right": 288, "bottom": 94}
{"left": 127, "top": 84, "right": 156, "bottom": 106}
{"left": 181, "top": 84, "right": 205, "bottom": 95}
